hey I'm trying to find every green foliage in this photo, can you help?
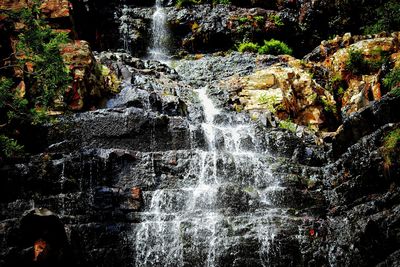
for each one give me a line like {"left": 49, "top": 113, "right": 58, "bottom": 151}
{"left": 345, "top": 49, "right": 367, "bottom": 75}
{"left": 328, "top": 74, "right": 347, "bottom": 99}
{"left": 237, "top": 42, "right": 259, "bottom": 53}
{"left": 15, "top": 1, "right": 71, "bottom": 107}
{"left": 319, "top": 97, "right": 336, "bottom": 114}
{"left": 363, "top": 0, "right": 400, "bottom": 34}
{"left": 0, "top": 1, "right": 71, "bottom": 159}
{"left": 238, "top": 17, "right": 250, "bottom": 24}
{"left": 215, "top": 0, "right": 231, "bottom": 4}
{"left": 268, "top": 14, "right": 284, "bottom": 27}
{"left": 258, "top": 39, "right": 292, "bottom": 55}
{"left": 390, "top": 87, "right": 400, "bottom": 97}
{"left": 345, "top": 48, "right": 389, "bottom": 75}
{"left": 254, "top": 16, "right": 265, "bottom": 24}
{"left": 176, "top": 0, "right": 199, "bottom": 7}
{"left": 0, "top": 135, "right": 24, "bottom": 158}
{"left": 279, "top": 119, "right": 297, "bottom": 133}
{"left": 382, "top": 128, "right": 400, "bottom": 166}
{"left": 383, "top": 67, "right": 400, "bottom": 92}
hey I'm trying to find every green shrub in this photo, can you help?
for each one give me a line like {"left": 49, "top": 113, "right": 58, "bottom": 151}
{"left": 216, "top": 0, "right": 231, "bottom": 4}
{"left": 0, "top": 135, "right": 24, "bottom": 159}
{"left": 345, "top": 49, "right": 368, "bottom": 75}
{"left": 237, "top": 42, "right": 259, "bottom": 53}
{"left": 279, "top": 119, "right": 297, "bottom": 133}
{"left": 176, "top": 0, "right": 199, "bottom": 7}
{"left": 363, "top": 0, "right": 400, "bottom": 34}
{"left": 268, "top": 14, "right": 284, "bottom": 27}
{"left": 258, "top": 39, "right": 292, "bottom": 55}
{"left": 0, "top": 1, "right": 71, "bottom": 159}
{"left": 383, "top": 67, "right": 400, "bottom": 92}
{"left": 254, "top": 16, "right": 265, "bottom": 24}
{"left": 382, "top": 128, "right": 400, "bottom": 166}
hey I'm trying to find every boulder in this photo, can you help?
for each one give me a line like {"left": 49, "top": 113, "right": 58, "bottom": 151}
{"left": 61, "top": 40, "right": 120, "bottom": 110}
{"left": 222, "top": 56, "right": 337, "bottom": 130}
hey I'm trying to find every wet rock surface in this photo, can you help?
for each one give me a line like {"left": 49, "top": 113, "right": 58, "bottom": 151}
{"left": 1, "top": 45, "right": 399, "bottom": 266}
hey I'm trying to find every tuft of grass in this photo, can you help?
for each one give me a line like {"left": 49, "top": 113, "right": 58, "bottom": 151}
{"left": 383, "top": 67, "right": 400, "bottom": 93}
{"left": 0, "top": 135, "right": 24, "bottom": 159}
{"left": 258, "top": 39, "right": 292, "bottom": 55}
{"left": 237, "top": 41, "right": 259, "bottom": 53}
{"left": 345, "top": 49, "right": 368, "bottom": 75}
{"left": 268, "top": 14, "right": 284, "bottom": 27}
{"left": 279, "top": 119, "right": 297, "bottom": 133}
{"left": 382, "top": 128, "right": 400, "bottom": 167}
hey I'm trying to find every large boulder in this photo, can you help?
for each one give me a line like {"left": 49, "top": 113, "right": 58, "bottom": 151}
{"left": 312, "top": 32, "right": 400, "bottom": 119}
{"left": 60, "top": 40, "right": 120, "bottom": 110}
{"left": 221, "top": 55, "right": 337, "bottom": 130}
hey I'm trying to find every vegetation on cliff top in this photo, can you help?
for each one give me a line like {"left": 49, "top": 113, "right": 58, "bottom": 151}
{"left": 237, "top": 39, "right": 292, "bottom": 55}
{"left": 0, "top": 1, "right": 71, "bottom": 160}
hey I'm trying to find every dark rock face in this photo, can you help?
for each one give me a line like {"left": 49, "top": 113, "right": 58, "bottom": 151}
{"left": 1, "top": 50, "right": 400, "bottom": 267}
{"left": 76, "top": 0, "right": 396, "bottom": 57}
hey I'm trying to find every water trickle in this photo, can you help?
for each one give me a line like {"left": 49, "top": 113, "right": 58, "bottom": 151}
{"left": 148, "top": 0, "right": 170, "bottom": 62}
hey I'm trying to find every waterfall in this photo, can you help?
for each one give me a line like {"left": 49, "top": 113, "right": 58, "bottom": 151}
{"left": 131, "top": 86, "right": 290, "bottom": 266}
{"left": 148, "top": 0, "right": 170, "bottom": 62}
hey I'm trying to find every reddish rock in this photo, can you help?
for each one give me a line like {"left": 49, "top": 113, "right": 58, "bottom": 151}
{"left": 0, "top": 0, "right": 69, "bottom": 19}
{"left": 61, "top": 40, "right": 120, "bottom": 110}
{"left": 130, "top": 187, "right": 142, "bottom": 201}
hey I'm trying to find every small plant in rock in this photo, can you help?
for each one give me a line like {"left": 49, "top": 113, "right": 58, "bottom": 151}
{"left": 258, "top": 39, "right": 292, "bottom": 55}
{"left": 213, "top": 0, "right": 231, "bottom": 5}
{"left": 0, "top": 135, "right": 24, "bottom": 159}
{"left": 237, "top": 41, "right": 259, "bottom": 53}
{"left": 383, "top": 67, "right": 400, "bottom": 92}
{"left": 268, "top": 14, "right": 284, "bottom": 27}
{"left": 345, "top": 49, "right": 368, "bottom": 75}
{"left": 279, "top": 119, "right": 297, "bottom": 133}
{"left": 254, "top": 16, "right": 265, "bottom": 24}
{"left": 176, "top": 0, "right": 199, "bottom": 7}
{"left": 382, "top": 128, "right": 400, "bottom": 170}
{"left": 257, "top": 93, "right": 280, "bottom": 113}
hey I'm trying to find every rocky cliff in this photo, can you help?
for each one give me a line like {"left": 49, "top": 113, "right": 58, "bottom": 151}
{"left": 0, "top": 0, "right": 399, "bottom": 267}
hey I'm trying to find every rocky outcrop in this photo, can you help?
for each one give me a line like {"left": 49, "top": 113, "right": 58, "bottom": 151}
{"left": 61, "top": 41, "right": 120, "bottom": 110}
{"left": 106, "top": 0, "right": 398, "bottom": 57}
{"left": 305, "top": 32, "right": 400, "bottom": 120}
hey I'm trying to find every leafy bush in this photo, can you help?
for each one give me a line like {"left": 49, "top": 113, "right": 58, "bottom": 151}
{"left": 345, "top": 49, "right": 368, "bottom": 75}
{"left": 345, "top": 48, "right": 389, "bottom": 75}
{"left": 279, "top": 119, "right": 297, "bottom": 133}
{"left": 215, "top": 0, "right": 231, "bottom": 4}
{"left": 13, "top": 3, "right": 71, "bottom": 107}
{"left": 0, "top": 135, "right": 24, "bottom": 159}
{"left": 268, "top": 14, "right": 284, "bottom": 27}
{"left": 0, "top": 1, "right": 71, "bottom": 159}
{"left": 176, "top": 0, "right": 199, "bottom": 7}
{"left": 363, "top": 0, "right": 400, "bottom": 34}
{"left": 237, "top": 42, "right": 259, "bottom": 53}
{"left": 383, "top": 67, "right": 400, "bottom": 92}
{"left": 382, "top": 128, "right": 400, "bottom": 167}
{"left": 258, "top": 39, "right": 292, "bottom": 55}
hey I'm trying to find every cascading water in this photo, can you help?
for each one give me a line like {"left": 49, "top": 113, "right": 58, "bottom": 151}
{"left": 148, "top": 0, "right": 170, "bottom": 62}
{"left": 130, "top": 85, "right": 295, "bottom": 266}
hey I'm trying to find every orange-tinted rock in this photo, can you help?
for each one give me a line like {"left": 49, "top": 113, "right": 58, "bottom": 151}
{"left": 61, "top": 40, "right": 120, "bottom": 110}
{"left": 33, "top": 239, "right": 48, "bottom": 261}
{"left": 224, "top": 56, "right": 337, "bottom": 130}
{"left": 40, "top": 0, "right": 69, "bottom": 19}
{"left": 0, "top": 0, "right": 69, "bottom": 19}
{"left": 131, "top": 187, "right": 142, "bottom": 201}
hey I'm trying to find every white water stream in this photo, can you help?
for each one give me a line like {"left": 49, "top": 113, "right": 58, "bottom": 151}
{"left": 148, "top": 0, "right": 170, "bottom": 62}
{"left": 132, "top": 86, "right": 288, "bottom": 266}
